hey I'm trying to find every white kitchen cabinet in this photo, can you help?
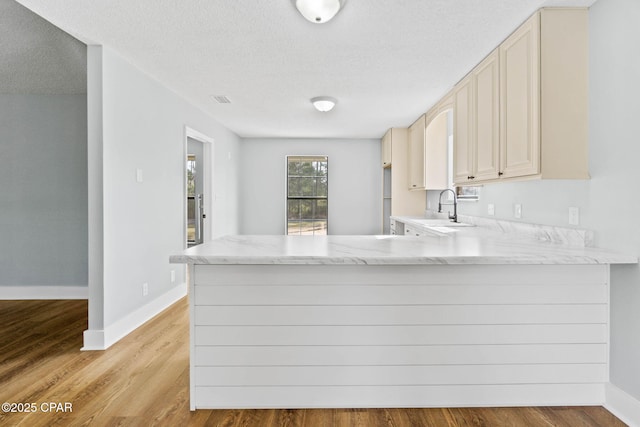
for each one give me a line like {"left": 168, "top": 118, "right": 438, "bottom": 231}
{"left": 453, "top": 75, "right": 474, "bottom": 184}
{"left": 408, "top": 115, "right": 427, "bottom": 190}
{"left": 474, "top": 50, "right": 501, "bottom": 181}
{"left": 453, "top": 8, "right": 589, "bottom": 186}
{"left": 424, "top": 108, "right": 450, "bottom": 189}
{"left": 500, "top": 8, "right": 589, "bottom": 181}
{"left": 380, "top": 129, "right": 426, "bottom": 233}
{"left": 404, "top": 225, "right": 421, "bottom": 237}
{"left": 499, "top": 12, "right": 540, "bottom": 178}
{"left": 381, "top": 130, "right": 392, "bottom": 167}
{"left": 454, "top": 49, "right": 501, "bottom": 185}
{"left": 408, "top": 102, "right": 450, "bottom": 191}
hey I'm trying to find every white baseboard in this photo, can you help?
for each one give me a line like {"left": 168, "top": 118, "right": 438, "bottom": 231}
{"left": 605, "top": 382, "right": 640, "bottom": 427}
{"left": 81, "top": 282, "right": 187, "bottom": 351}
{"left": 0, "top": 285, "right": 88, "bottom": 299}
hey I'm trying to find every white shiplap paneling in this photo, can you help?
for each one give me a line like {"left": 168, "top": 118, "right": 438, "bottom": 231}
{"left": 191, "top": 263, "right": 609, "bottom": 408}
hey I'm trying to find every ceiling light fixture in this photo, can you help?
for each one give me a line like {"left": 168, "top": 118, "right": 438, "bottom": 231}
{"left": 311, "top": 96, "right": 337, "bottom": 112}
{"left": 293, "top": 0, "right": 347, "bottom": 24}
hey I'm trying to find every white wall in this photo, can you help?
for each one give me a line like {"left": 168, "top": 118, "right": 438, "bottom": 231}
{"left": 0, "top": 94, "right": 87, "bottom": 290}
{"left": 458, "top": 0, "right": 640, "bottom": 401}
{"left": 86, "top": 46, "right": 241, "bottom": 346}
{"left": 240, "top": 138, "right": 381, "bottom": 235}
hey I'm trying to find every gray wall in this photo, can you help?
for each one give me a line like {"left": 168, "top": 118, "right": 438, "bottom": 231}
{"left": 0, "top": 94, "right": 87, "bottom": 287}
{"left": 240, "top": 138, "right": 382, "bottom": 235}
{"left": 458, "top": 0, "right": 640, "bottom": 400}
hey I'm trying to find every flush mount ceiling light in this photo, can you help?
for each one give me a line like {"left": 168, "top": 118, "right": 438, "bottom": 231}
{"left": 311, "top": 96, "right": 337, "bottom": 112}
{"left": 293, "top": 0, "right": 347, "bottom": 24}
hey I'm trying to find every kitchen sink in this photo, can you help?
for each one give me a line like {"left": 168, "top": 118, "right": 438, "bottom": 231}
{"left": 412, "top": 219, "right": 474, "bottom": 227}
{"left": 424, "top": 226, "right": 460, "bottom": 234}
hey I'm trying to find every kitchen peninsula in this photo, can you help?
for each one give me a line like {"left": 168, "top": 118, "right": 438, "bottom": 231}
{"left": 170, "top": 223, "right": 636, "bottom": 410}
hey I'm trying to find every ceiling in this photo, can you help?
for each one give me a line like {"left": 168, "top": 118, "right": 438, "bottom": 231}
{"left": 10, "top": 0, "right": 596, "bottom": 138}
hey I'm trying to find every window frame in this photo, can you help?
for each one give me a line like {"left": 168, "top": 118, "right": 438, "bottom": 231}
{"left": 285, "top": 155, "right": 329, "bottom": 236}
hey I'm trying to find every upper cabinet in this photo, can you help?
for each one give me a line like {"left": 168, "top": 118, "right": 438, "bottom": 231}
{"left": 382, "top": 128, "right": 426, "bottom": 216}
{"left": 453, "top": 8, "right": 589, "bottom": 186}
{"left": 408, "top": 98, "right": 450, "bottom": 191}
{"left": 454, "top": 49, "right": 500, "bottom": 184}
{"left": 381, "top": 130, "right": 392, "bottom": 168}
{"left": 408, "top": 115, "right": 427, "bottom": 190}
{"left": 499, "top": 12, "right": 540, "bottom": 178}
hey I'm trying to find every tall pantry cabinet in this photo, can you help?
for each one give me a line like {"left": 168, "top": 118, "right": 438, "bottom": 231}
{"left": 380, "top": 128, "right": 426, "bottom": 232}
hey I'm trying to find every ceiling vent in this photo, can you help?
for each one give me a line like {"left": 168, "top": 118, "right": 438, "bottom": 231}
{"left": 211, "top": 95, "right": 231, "bottom": 104}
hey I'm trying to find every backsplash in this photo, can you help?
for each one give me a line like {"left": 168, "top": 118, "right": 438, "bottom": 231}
{"left": 458, "top": 215, "right": 594, "bottom": 248}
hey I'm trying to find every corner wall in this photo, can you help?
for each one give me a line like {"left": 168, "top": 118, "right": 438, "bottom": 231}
{"left": 85, "top": 46, "right": 241, "bottom": 348}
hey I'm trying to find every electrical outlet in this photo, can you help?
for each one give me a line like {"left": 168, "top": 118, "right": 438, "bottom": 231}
{"left": 487, "top": 204, "right": 495, "bottom": 216}
{"left": 170, "top": 270, "right": 176, "bottom": 283}
{"left": 142, "top": 282, "right": 148, "bottom": 296}
{"left": 514, "top": 204, "right": 522, "bottom": 219}
{"left": 569, "top": 207, "right": 580, "bottom": 225}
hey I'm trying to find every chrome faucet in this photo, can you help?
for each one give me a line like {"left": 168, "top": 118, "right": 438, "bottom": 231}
{"left": 438, "top": 189, "right": 458, "bottom": 223}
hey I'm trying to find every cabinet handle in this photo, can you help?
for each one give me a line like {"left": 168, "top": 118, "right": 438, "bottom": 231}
{"left": 498, "top": 172, "right": 504, "bottom": 176}
{"left": 468, "top": 176, "right": 475, "bottom": 180}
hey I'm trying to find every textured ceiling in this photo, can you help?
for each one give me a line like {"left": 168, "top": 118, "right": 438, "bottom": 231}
{"left": 12, "top": 0, "right": 596, "bottom": 138}
{"left": 0, "top": 0, "right": 86, "bottom": 94}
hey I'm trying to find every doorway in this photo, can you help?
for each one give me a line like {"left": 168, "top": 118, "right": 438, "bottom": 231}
{"left": 187, "top": 138, "right": 204, "bottom": 247}
{"left": 184, "top": 128, "right": 214, "bottom": 249}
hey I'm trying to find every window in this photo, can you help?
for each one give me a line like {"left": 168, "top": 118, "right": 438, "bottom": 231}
{"left": 456, "top": 185, "right": 480, "bottom": 200}
{"left": 286, "top": 156, "right": 328, "bottom": 235}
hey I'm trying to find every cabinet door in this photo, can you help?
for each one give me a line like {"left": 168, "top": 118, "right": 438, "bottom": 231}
{"left": 381, "top": 130, "right": 392, "bottom": 167}
{"left": 425, "top": 111, "right": 450, "bottom": 190}
{"left": 474, "top": 49, "right": 500, "bottom": 181}
{"left": 499, "top": 12, "right": 540, "bottom": 178}
{"left": 453, "top": 75, "right": 473, "bottom": 184}
{"left": 408, "top": 115, "right": 426, "bottom": 190}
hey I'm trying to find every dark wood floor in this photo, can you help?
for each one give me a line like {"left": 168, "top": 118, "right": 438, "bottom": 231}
{"left": 0, "top": 298, "right": 627, "bottom": 426}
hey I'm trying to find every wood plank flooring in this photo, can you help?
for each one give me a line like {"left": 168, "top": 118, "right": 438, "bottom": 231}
{"left": 0, "top": 298, "right": 627, "bottom": 426}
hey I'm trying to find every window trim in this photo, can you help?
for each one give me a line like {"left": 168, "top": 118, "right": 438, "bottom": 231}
{"left": 285, "top": 155, "right": 329, "bottom": 235}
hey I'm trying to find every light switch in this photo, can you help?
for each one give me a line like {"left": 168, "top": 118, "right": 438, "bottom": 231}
{"left": 136, "top": 168, "right": 143, "bottom": 183}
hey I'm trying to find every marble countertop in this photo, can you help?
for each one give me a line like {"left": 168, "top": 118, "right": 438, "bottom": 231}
{"left": 170, "top": 228, "right": 637, "bottom": 266}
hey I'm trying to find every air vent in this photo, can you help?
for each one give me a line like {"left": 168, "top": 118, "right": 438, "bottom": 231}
{"left": 211, "top": 95, "right": 231, "bottom": 104}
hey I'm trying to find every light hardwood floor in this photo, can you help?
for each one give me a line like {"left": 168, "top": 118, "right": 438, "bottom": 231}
{"left": 0, "top": 298, "right": 627, "bottom": 426}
